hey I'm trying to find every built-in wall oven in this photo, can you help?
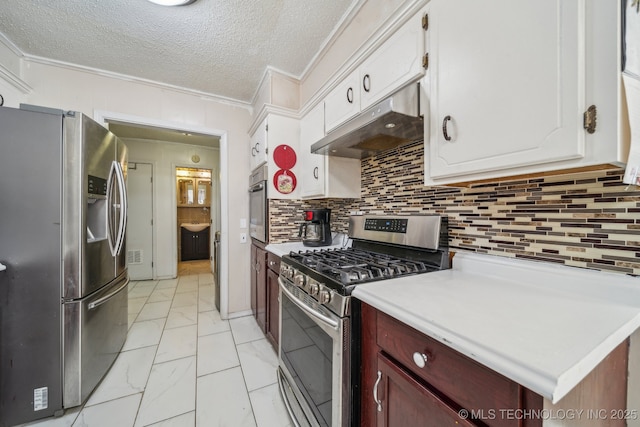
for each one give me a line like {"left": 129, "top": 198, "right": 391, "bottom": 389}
{"left": 278, "top": 215, "right": 450, "bottom": 427}
{"left": 249, "top": 163, "right": 268, "bottom": 243}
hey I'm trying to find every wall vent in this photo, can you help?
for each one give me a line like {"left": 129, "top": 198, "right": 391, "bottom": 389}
{"left": 127, "top": 249, "right": 143, "bottom": 265}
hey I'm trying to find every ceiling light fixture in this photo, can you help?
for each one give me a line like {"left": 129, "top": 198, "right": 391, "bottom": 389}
{"left": 147, "top": 0, "right": 197, "bottom": 6}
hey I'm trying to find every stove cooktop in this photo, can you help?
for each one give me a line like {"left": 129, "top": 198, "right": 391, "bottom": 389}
{"left": 287, "top": 247, "right": 439, "bottom": 286}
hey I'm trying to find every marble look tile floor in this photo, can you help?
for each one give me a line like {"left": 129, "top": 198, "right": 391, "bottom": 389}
{"left": 20, "top": 271, "right": 293, "bottom": 427}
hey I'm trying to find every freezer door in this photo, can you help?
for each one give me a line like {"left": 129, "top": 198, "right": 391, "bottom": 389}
{"left": 63, "top": 271, "right": 129, "bottom": 407}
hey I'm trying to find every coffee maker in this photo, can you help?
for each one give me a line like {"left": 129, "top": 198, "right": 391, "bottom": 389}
{"left": 299, "top": 208, "right": 332, "bottom": 247}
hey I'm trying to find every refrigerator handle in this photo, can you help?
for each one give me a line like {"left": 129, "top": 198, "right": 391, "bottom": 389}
{"left": 106, "top": 160, "right": 127, "bottom": 257}
{"left": 114, "top": 161, "right": 128, "bottom": 256}
{"left": 87, "top": 277, "right": 130, "bottom": 310}
{"left": 106, "top": 161, "right": 118, "bottom": 257}
{"left": 0, "top": 263, "right": 6, "bottom": 272}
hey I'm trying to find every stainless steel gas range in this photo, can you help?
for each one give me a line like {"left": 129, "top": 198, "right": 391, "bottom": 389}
{"left": 277, "top": 215, "right": 449, "bottom": 427}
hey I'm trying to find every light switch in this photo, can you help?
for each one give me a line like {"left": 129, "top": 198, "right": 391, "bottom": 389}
{"left": 240, "top": 218, "right": 247, "bottom": 228}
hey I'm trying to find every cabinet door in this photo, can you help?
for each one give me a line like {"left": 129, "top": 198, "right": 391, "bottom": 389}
{"left": 194, "top": 228, "right": 210, "bottom": 260}
{"left": 195, "top": 179, "right": 211, "bottom": 206}
{"left": 428, "top": 0, "right": 585, "bottom": 179}
{"left": 177, "top": 178, "right": 195, "bottom": 206}
{"left": 375, "top": 353, "right": 476, "bottom": 427}
{"left": 265, "top": 114, "right": 301, "bottom": 199}
{"left": 250, "top": 117, "right": 268, "bottom": 170}
{"left": 360, "top": 9, "right": 426, "bottom": 110}
{"left": 250, "top": 245, "right": 257, "bottom": 318}
{"left": 300, "top": 102, "right": 326, "bottom": 198}
{"left": 181, "top": 230, "right": 195, "bottom": 261}
{"left": 324, "top": 70, "right": 361, "bottom": 133}
{"left": 266, "top": 268, "right": 280, "bottom": 350}
{"left": 255, "top": 247, "right": 267, "bottom": 332}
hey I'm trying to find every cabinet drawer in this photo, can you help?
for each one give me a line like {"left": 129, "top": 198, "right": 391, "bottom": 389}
{"left": 377, "top": 311, "right": 519, "bottom": 426}
{"left": 267, "top": 252, "right": 281, "bottom": 273}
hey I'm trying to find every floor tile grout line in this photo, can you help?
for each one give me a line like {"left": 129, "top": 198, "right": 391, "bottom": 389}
{"left": 228, "top": 317, "right": 261, "bottom": 427}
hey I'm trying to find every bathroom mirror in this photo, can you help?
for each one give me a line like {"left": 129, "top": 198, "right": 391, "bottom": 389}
{"left": 196, "top": 179, "right": 211, "bottom": 206}
{"left": 177, "top": 178, "right": 195, "bottom": 206}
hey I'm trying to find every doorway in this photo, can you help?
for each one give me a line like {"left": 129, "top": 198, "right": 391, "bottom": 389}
{"left": 94, "top": 110, "right": 229, "bottom": 318}
{"left": 176, "top": 167, "right": 213, "bottom": 271}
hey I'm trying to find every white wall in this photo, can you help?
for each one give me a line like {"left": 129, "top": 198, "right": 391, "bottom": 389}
{"left": 0, "top": 55, "right": 253, "bottom": 317}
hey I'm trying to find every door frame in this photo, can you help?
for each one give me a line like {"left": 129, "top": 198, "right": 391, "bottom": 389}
{"left": 93, "top": 110, "right": 230, "bottom": 319}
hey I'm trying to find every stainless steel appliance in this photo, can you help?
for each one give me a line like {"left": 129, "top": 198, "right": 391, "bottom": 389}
{"left": 278, "top": 215, "right": 449, "bottom": 427}
{"left": 299, "top": 209, "right": 332, "bottom": 247}
{"left": 0, "top": 105, "right": 129, "bottom": 427}
{"left": 249, "top": 163, "right": 268, "bottom": 243}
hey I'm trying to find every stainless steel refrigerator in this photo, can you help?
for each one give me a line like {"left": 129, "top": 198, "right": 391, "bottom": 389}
{"left": 0, "top": 105, "right": 129, "bottom": 427}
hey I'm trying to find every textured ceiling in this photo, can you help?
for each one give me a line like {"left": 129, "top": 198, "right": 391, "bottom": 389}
{"left": 0, "top": 0, "right": 356, "bottom": 104}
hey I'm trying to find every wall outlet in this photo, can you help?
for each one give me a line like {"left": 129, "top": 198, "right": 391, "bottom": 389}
{"left": 240, "top": 232, "right": 247, "bottom": 243}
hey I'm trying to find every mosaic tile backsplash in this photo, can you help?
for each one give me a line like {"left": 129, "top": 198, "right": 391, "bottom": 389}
{"left": 269, "top": 140, "right": 640, "bottom": 276}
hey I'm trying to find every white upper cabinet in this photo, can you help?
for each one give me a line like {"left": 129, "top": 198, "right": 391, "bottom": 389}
{"left": 300, "top": 103, "right": 326, "bottom": 197}
{"left": 324, "top": 8, "right": 427, "bottom": 133}
{"left": 249, "top": 114, "right": 301, "bottom": 199}
{"left": 425, "top": 0, "right": 625, "bottom": 184}
{"left": 324, "top": 71, "right": 361, "bottom": 133}
{"left": 249, "top": 117, "right": 268, "bottom": 171}
{"left": 300, "top": 103, "right": 361, "bottom": 199}
{"left": 359, "top": 9, "right": 427, "bottom": 110}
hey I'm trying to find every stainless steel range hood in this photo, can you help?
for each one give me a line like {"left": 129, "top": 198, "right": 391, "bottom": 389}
{"left": 311, "top": 83, "right": 423, "bottom": 159}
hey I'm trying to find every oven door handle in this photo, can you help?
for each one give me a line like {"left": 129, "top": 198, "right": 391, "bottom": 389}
{"left": 279, "top": 278, "right": 339, "bottom": 331}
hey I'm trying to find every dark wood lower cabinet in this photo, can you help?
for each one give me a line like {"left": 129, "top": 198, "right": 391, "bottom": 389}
{"left": 250, "top": 242, "right": 267, "bottom": 332}
{"left": 265, "top": 251, "right": 280, "bottom": 349}
{"left": 251, "top": 243, "right": 280, "bottom": 350}
{"left": 361, "top": 302, "right": 542, "bottom": 427}
{"left": 361, "top": 302, "right": 629, "bottom": 427}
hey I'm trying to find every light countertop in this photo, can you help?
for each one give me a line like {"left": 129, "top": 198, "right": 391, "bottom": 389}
{"left": 265, "top": 234, "right": 351, "bottom": 258}
{"left": 352, "top": 251, "right": 640, "bottom": 404}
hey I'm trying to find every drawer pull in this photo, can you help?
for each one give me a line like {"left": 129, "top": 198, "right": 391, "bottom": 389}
{"left": 373, "top": 370, "right": 383, "bottom": 412}
{"left": 413, "top": 352, "right": 428, "bottom": 368}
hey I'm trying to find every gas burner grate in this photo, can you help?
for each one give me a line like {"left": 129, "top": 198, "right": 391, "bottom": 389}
{"left": 289, "top": 247, "right": 437, "bottom": 285}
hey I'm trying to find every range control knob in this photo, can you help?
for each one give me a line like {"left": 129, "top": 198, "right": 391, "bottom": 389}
{"left": 309, "top": 283, "right": 319, "bottom": 296}
{"left": 281, "top": 266, "right": 293, "bottom": 279}
{"left": 294, "top": 274, "right": 306, "bottom": 287}
{"left": 318, "top": 289, "right": 332, "bottom": 304}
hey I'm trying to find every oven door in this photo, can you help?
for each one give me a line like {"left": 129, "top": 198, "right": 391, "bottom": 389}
{"left": 278, "top": 278, "right": 350, "bottom": 427}
{"left": 248, "top": 180, "right": 267, "bottom": 242}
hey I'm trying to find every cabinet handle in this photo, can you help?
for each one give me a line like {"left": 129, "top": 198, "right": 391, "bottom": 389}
{"left": 442, "top": 115, "right": 452, "bottom": 141}
{"left": 346, "top": 87, "right": 354, "bottom": 104}
{"left": 255, "top": 142, "right": 260, "bottom": 153}
{"left": 0, "top": 94, "right": 4, "bottom": 106}
{"left": 373, "top": 370, "right": 383, "bottom": 412}
{"left": 251, "top": 147, "right": 257, "bottom": 157}
{"left": 269, "top": 261, "right": 276, "bottom": 267}
{"left": 413, "top": 352, "right": 428, "bottom": 368}
{"left": 362, "top": 74, "right": 371, "bottom": 93}
{"left": 313, "top": 166, "right": 319, "bottom": 180}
